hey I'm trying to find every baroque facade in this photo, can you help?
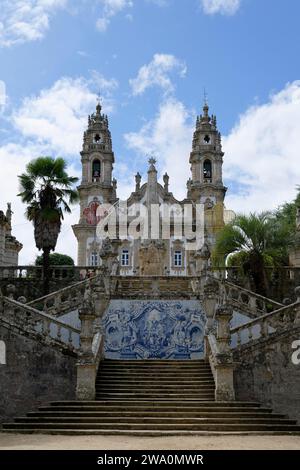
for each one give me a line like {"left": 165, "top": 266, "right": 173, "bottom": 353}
{"left": 0, "top": 203, "right": 22, "bottom": 267}
{"left": 73, "top": 102, "right": 233, "bottom": 274}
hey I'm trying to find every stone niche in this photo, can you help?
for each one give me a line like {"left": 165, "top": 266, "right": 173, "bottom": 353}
{"left": 102, "top": 300, "right": 206, "bottom": 360}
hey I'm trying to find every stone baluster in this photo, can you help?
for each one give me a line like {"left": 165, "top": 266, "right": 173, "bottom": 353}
{"left": 214, "top": 305, "right": 235, "bottom": 401}
{"left": 76, "top": 296, "right": 97, "bottom": 400}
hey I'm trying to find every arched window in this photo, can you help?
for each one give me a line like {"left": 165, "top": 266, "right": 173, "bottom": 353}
{"left": 203, "top": 159, "right": 212, "bottom": 182}
{"left": 0, "top": 340, "right": 6, "bottom": 365}
{"left": 92, "top": 159, "right": 101, "bottom": 182}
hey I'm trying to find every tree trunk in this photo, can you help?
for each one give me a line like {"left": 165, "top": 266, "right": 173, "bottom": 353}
{"left": 43, "top": 247, "right": 51, "bottom": 295}
{"left": 248, "top": 252, "right": 268, "bottom": 297}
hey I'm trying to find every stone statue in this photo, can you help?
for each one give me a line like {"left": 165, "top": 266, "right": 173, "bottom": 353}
{"left": 163, "top": 173, "right": 169, "bottom": 192}
{"left": 135, "top": 172, "right": 141, "bottom": 192}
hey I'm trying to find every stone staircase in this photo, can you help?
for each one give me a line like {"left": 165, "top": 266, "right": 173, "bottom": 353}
{"left": 2, "top": 359, "right": 300, "bottom": 435}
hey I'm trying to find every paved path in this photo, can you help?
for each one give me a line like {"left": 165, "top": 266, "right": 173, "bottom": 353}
{"left": 1, "top": 434, "right": 300, "bottom": 450}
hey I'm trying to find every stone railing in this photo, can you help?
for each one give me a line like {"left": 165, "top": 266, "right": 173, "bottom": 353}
{"left": 27, "top": 275, "right": 100, "bottom": 317}
{"left": 0, "top": 265, "right": 100, "bottom": 281}
{"left": 0, "top": 295, "right": 80, "bottom": 354}
{"left": 230, "top": 296, "right": 300, "bottom": 350}
{"left": 212, "top": 266, "right": 300, "bottom": 303}
{"left": 214, "top": 276, "right": 283, "bottom": 318}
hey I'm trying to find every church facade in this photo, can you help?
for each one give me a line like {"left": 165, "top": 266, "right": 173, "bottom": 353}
{"left": 72, "top": 102, "right": 232, "bottom": 274}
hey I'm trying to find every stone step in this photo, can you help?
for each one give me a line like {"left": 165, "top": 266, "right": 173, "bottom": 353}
{"left": 96, "top": 380, "right": 215, "bottom": 390}
{"left": 4, "top": 423, "right": 300, "bottom": 432}
{"left": 101, "top": 359, "right": 209, "bottom": 367}
{"left": 40, "top": 406, "right": 271, "bottom": 414}
{"left": 15, "top": 417, "right": 295, "bottom": 425}
{"left": 96, "top": 388, "right": 215, "bottom": 393}
{"left": 48, "top": 401, "right": 263, "bottom": 408}
{"left": 96, "top": 394, "right": 216, "bottom": 399}
{"left": 96, "top": 376, "right": 214, "bottom": 385}
{"left": 3, "top": 429, "right": 300, "bottom": 436}
{"left": 27, "top": 411, "right": 282, "bottom": 419}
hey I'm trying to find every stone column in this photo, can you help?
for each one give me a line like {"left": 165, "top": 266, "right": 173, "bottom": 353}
{"left": 214, "top": 305, "right": 235, "bottom": 401}
{"left": 76, "top": 301, "right": 97, "bottom": 401}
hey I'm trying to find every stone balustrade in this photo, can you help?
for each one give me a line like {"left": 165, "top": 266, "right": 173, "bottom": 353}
{"left": 230, "top": 295, "right": 300, "bottom": 350}
{"left": 0, "top": 295, "right": 80, "bottom": 354}
{"left": 213, "top": 277, "right": 283, "bottom": 318}
{"left": 27, "top": 276, "right": 100, "bottom": 317}
{"left": 0, "top": 265, "right": 100, "bottom": 281}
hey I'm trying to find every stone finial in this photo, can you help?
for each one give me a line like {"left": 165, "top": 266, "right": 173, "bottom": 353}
{"left": 163, "top": 173, "right": 169, "bottom": 192}
{"left": 148, "top": 157, "right": 157, "bottom": 171}
{"left": 135, "top": 172, "right": 141, "bottom": 191}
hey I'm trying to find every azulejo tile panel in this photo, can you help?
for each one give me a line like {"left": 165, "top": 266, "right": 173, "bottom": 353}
{"left": 103, "top": 300, "right": 206, "bottom": 360}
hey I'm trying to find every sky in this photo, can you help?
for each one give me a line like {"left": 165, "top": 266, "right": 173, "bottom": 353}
{"left": 1, "top": 0, "right": 300, "bottom": 264}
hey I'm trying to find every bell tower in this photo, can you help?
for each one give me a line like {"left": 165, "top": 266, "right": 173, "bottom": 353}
{"left": 188, "top": 103, "right": 227, "bottom": 245}
{"left": 72, "top": 102, "right": 117, "bottom": 266}
{"left": 81, "top": 101, "right": 115, "bottom": 200}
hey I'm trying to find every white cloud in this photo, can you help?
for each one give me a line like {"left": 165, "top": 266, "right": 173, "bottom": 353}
{"left": 0, "top": 0, "right": 67, "bottom": 47}
{"left": 124, "top": 81, "right": 300, "bottom": 215}
{"left": 201, "top": 0, "right": 241, "bottom": 15}
{"left": 0, "top": 142, "right": 79, "bottom": 265}
{"left": 13, "top": 73, "right": 118, "bottom": 156}
{"left": 130, "top": 54, "right": 187, "bottom": 96}
{"left": 96, "top": 0, "right": 133, "bottom": 32}
{"left": 0, "top": 81, "right": 7, "bottom": 110}
{"left": 124, "top": 98, "right": 194, "bottom": 199}
{"left": 0, "top": 72, "right": 118, "bottom": 264}
{"left": 223, "top": 81, "right": 300, "bottom": 213}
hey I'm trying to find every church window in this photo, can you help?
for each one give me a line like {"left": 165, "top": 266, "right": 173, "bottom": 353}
{"left": 90, "top": 252, "right": 98, "bottom": 266}
{"left": 204, "top": 135, "right": 211, "bottom": 144}
{"left": 203, "top": 160, "right": 212, "bottom": 181}
{"left": 94, "top": 133, "right": 101, "bottom": 143}
{"left": 121, "top": 250, "right": 129, "bottom": 266}
{"left": 174, "top": 250, "right": 182, "bottom": 267}
{"left": 92, "top": 159, "right": 101, "bottom": 182}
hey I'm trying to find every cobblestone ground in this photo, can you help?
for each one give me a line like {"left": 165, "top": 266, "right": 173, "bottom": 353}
{"left": 0, "top": 434, "right": 300, "bottom": 450}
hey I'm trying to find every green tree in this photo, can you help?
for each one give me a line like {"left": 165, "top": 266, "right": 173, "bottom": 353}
{"left": 18, "top": 157, "right": 79, "bottom": 294}
{"left": 213, "top": 212, "right": 291, "bottom": 296}
{"left": 35, "top": 253, "right": 74, "bottom": 266}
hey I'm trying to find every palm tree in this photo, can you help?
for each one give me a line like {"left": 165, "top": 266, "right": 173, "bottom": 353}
{"left": 18, "top": 157, "right": 79, "bottom": 294}
{"left": 213, "top": 212, "right": 291, "bottom": 296}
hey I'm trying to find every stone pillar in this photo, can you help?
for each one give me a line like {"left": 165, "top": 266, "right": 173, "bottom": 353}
{"left": 76, "top": 301, "right": 97, "bottom": 400}
{"left": 214, "top": 305, "right": 235, "bottom": 401}
{"left": 202, "top": 276, "right": 219, "bottom": 341}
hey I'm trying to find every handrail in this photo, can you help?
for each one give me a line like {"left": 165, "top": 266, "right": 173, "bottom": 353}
{"left": 230, "top": 300, "right": 300, "bottom": 349}
{"left": 1, "top": 296, "right": 80, "bottom": 351}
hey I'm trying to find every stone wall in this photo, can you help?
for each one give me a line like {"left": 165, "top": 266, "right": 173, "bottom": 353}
{"left": 0, "top": 323, "right": 77, "bottom": 423}
{"left": 234, "top": 326, "right": 300, "bottom": 423}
